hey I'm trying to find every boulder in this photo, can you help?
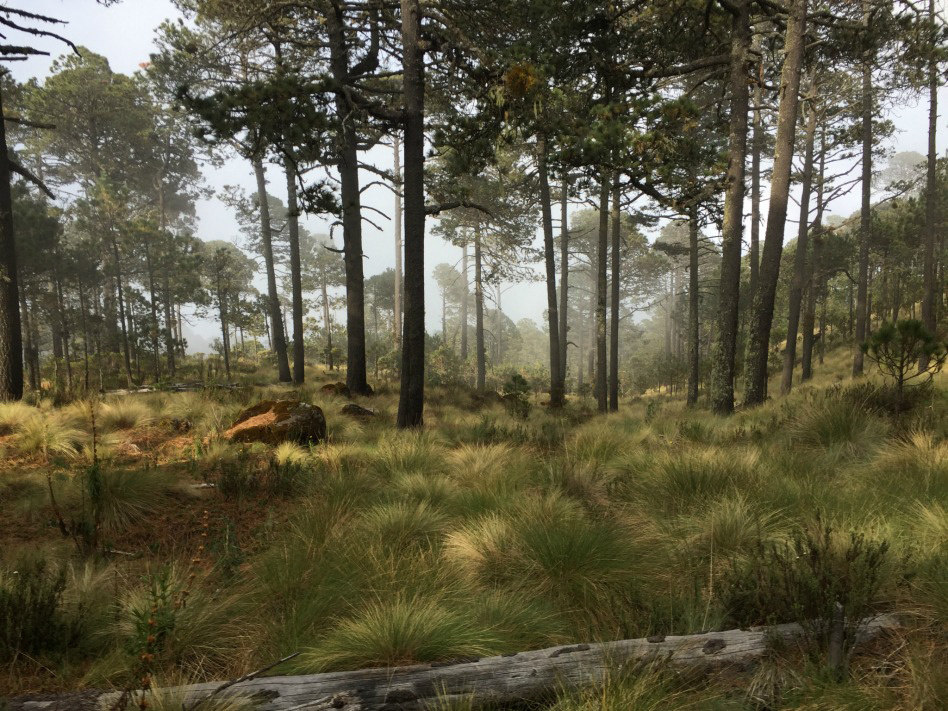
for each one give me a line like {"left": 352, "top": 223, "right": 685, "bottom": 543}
{"left": 223, "top": 400, "right": 326, "bottom": 446}
{"left": 341, "top": 402, "right": 377, "bottom": 419}
{"left": 320, "top": 382, "right": 351, "bottom": 397}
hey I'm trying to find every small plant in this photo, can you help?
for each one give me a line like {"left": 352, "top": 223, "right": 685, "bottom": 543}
{"left": 861, "top": 320, "right": 946, "bottom": 407}
{"left": 500, "top": 373, "right": 531, "bottom": 420}
{"left": 0, "top": 557, "right": 78, "bottom": 661}
{"left": 720, "top": 517, "right": 892, "bottom": 674}
{"left": 644, "top": 399, "right": 661, "bottom": 423}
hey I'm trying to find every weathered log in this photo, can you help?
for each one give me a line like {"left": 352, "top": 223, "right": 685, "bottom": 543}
{"left": 8, "top": 615, "right": 898, "bottom": 711}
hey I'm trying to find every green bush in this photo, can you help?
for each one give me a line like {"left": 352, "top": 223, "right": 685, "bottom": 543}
{"left": 861, "top": 320, "right": 946, "bottom": 404}
{"left": 720, "top": 517, "right": 892, "bottom": 663}
{"left": 0, "top": 557, "right": 79, "bottom": 660}
{"left": 501, "top": 373, "right": 531, "bottom": 420}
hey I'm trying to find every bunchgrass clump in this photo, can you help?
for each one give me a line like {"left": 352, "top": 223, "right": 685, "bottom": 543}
{"left": 299, "top": 595, "right": 498, "bottom": 671}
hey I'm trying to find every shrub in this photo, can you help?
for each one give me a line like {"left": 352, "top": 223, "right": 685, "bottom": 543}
{"left": 500, "top": 373, "right": 531, "bottom": 420}
{"left": 0, "top": 557, "right": 78, "bottom": 660}
{"left": 861, "top": 320, "right": 946, "bottom": 405}
{"left": 109, "top": 566, "right": 251, "bottom": 681}
{"left": 720, "top": 517, "right": 893, "bottom": 666}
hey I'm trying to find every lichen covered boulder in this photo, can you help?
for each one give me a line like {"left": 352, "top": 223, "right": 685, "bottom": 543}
{"left": 223, "top": 400, "right": 326, "bottom": 446}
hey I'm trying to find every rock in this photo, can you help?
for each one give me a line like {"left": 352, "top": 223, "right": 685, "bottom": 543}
{"left": 320, "top": 382, "right": 351, "bottom": 398}
{"left": 341, "top": 402, "right": 376, "bottom": 419}
{"left": 223, "top": 400, "right": 326, "bottom": 446}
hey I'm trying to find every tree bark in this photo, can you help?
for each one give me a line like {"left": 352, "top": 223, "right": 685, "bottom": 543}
{"left": 216, "top": 273, "right": 231, "bottom": 382}
{"left": 284, "top": 157, "right": 306, "bottom": 384}
{"left": 852, "top": 9, "right": 873, "bottom": 377}
{"left": 780, "top": 77, "right": 817, "bottom": 396}
{"left": 687, "top": 205, "right": 701, "bottom": 406}
{"left": 109, "top": 233, "right": 134, "bottom": 388}
{"left": 460, "top": 240, "right": 469, "bottom": 361}
{"left": 595, "top": 173, "right": 609, "bottom": 413}
{"left": 143, "top": 238, "right": 162, "bottom": 383}
{"left": 393, "top": 132, "right": 403, "bottom": 350}
{"left": 396, "top": 0, "right": 426, "bottom": 427}
{"left": 326, "top": 4, "right": 371, "bottom": 396}
{"left": 743, "top": 0, "right": 808, "bottom": 407}
{"left": 27, "top": 616, "right": 899, "bottom": 711}
{"left": 474, "top": 226, "right": 486, "bottom": 391}
{"left": 609, "top": 175, "right": 621, "bottom": 411}
{"left": 0, "top": 83, "right": 22, "bottom": 401}
{"left": 537, "top": 137, "right": 563, "bottom": 407}
{"left": 749, "top": 35, "right": 763, "bottom": 306}
{"left": 920, "top": 0, "right": 938, "bottom": 368}
{"left": 559, "top": 178, "right": 569, "bottom": 391}
{"left": 251, "top": 156, "right": 292, "bottom": 382}
{"left": 321, "top": 270, "right": 334, "bottom": 370}
{"left": 709, "top": 0, "right": 752, "bottom": 415}
{"left": 158, "top": 192, "right": 176, "bottom": 377}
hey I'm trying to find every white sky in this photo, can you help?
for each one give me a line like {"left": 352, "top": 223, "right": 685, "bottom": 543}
{"left": 11, "top": 0, "right": 948, "bottom": 350}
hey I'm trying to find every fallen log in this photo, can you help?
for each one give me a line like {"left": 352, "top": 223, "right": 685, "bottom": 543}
{"left": 8, "top": 615, "right": 899, "bottom": 711}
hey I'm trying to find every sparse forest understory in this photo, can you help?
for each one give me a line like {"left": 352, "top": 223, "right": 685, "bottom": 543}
{"left": 0, "top": 0, "right": 946, "bottom": 708}
{"left": 0, "top": 349, "right": 946, "bottom": 709}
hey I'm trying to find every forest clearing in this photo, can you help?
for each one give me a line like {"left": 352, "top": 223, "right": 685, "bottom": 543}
{"left": 0, "top": 0, "right": 946, "bottom": 709}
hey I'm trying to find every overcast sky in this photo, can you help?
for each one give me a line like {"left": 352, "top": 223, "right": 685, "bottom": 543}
{"left": 12, "top": 0, "right": 948, "bottom": 351}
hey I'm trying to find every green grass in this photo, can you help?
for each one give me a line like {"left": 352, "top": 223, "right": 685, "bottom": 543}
{"left": 1, "top": 357, "right": 945, "bottom": 708}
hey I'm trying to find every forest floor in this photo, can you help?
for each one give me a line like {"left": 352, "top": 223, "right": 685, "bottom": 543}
{"left": 0, "top": 348, "right": 945, "bottom": 710}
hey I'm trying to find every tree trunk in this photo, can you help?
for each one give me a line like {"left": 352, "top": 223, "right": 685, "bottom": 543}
{"left": 537, "top": 137, "right": 563, "bottom": 407}
{"left": 0, "top": 83, "right": 23, "bottom": 400}
{"left": 77, "top": 276, "right": 90, "bottom": 392}
{"left": 852, "top": 9, "right": 873, "bottom": 377}
{"left": 321, "top": 271, "right": 334, "bottom": 370}
{"left": 109, "top": 234, "right": 134, "bottom": 388}
{"left": 216, "top": 276, "right": 231, "bottom": 382}
{"left": 687, "top": 205, "right": 701, "bottom": 406}
{"left": 749, "top": 36, "right": 763, "bottom": 307}
{"left": 396, "top": 0, "right": 426, "bottom": 428}
{"left": 743, "top": 0, "right": 808, "bottom": 407}
{"left": 474, "top": 226, "right": 486, "bottom": 392}
{"left": 595, "top": 173, "right": 609, "bottom": 413}
{"left": 559, "top": 178, "right": 569, "bottom": 391}
{"left": 326, "top": 5, "right": 371, "bottom": 396}
{"left": 460, "top": 241, "right": 469, "bottom": 361}
{"left": 143, "top": 238, "right": 162, "bottom": 383}
{"left": 285, "top": 157, "right": 306, "bottom": 384}
{"left": 159, "top": 193, "right": 176, "bottom": 377}
{"left": 801, "top": 125, "right": 826, "bottom": 382}
{"left": 38, "top": 616, "right": 899, "bottom": 711}
{"left": 920, "top": 0, "right": 938, "bottom": 368}
{"left": 394, "top": 132, "right": 403, "bottom": 350}
{"left": 52, "top": 251, "right": 73, "bottom": 393}
{"left": 609, "top": 175, "right": 621, "bottom": 411}
{"left": 780, "top": 78, "right": 817, "bottom": 396}
{"left": 709, "top": 0, "right": 752, "bottom": 415}
{"left": 18, "top": 286, "right": 35, "bottom": 392}
{"left": 251, "top": 156, "right": 292, "bottom": 382}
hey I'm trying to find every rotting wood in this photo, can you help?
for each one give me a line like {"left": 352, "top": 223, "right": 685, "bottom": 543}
{"left": 7, "top": 615, "right": 899, "bottom": 711}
